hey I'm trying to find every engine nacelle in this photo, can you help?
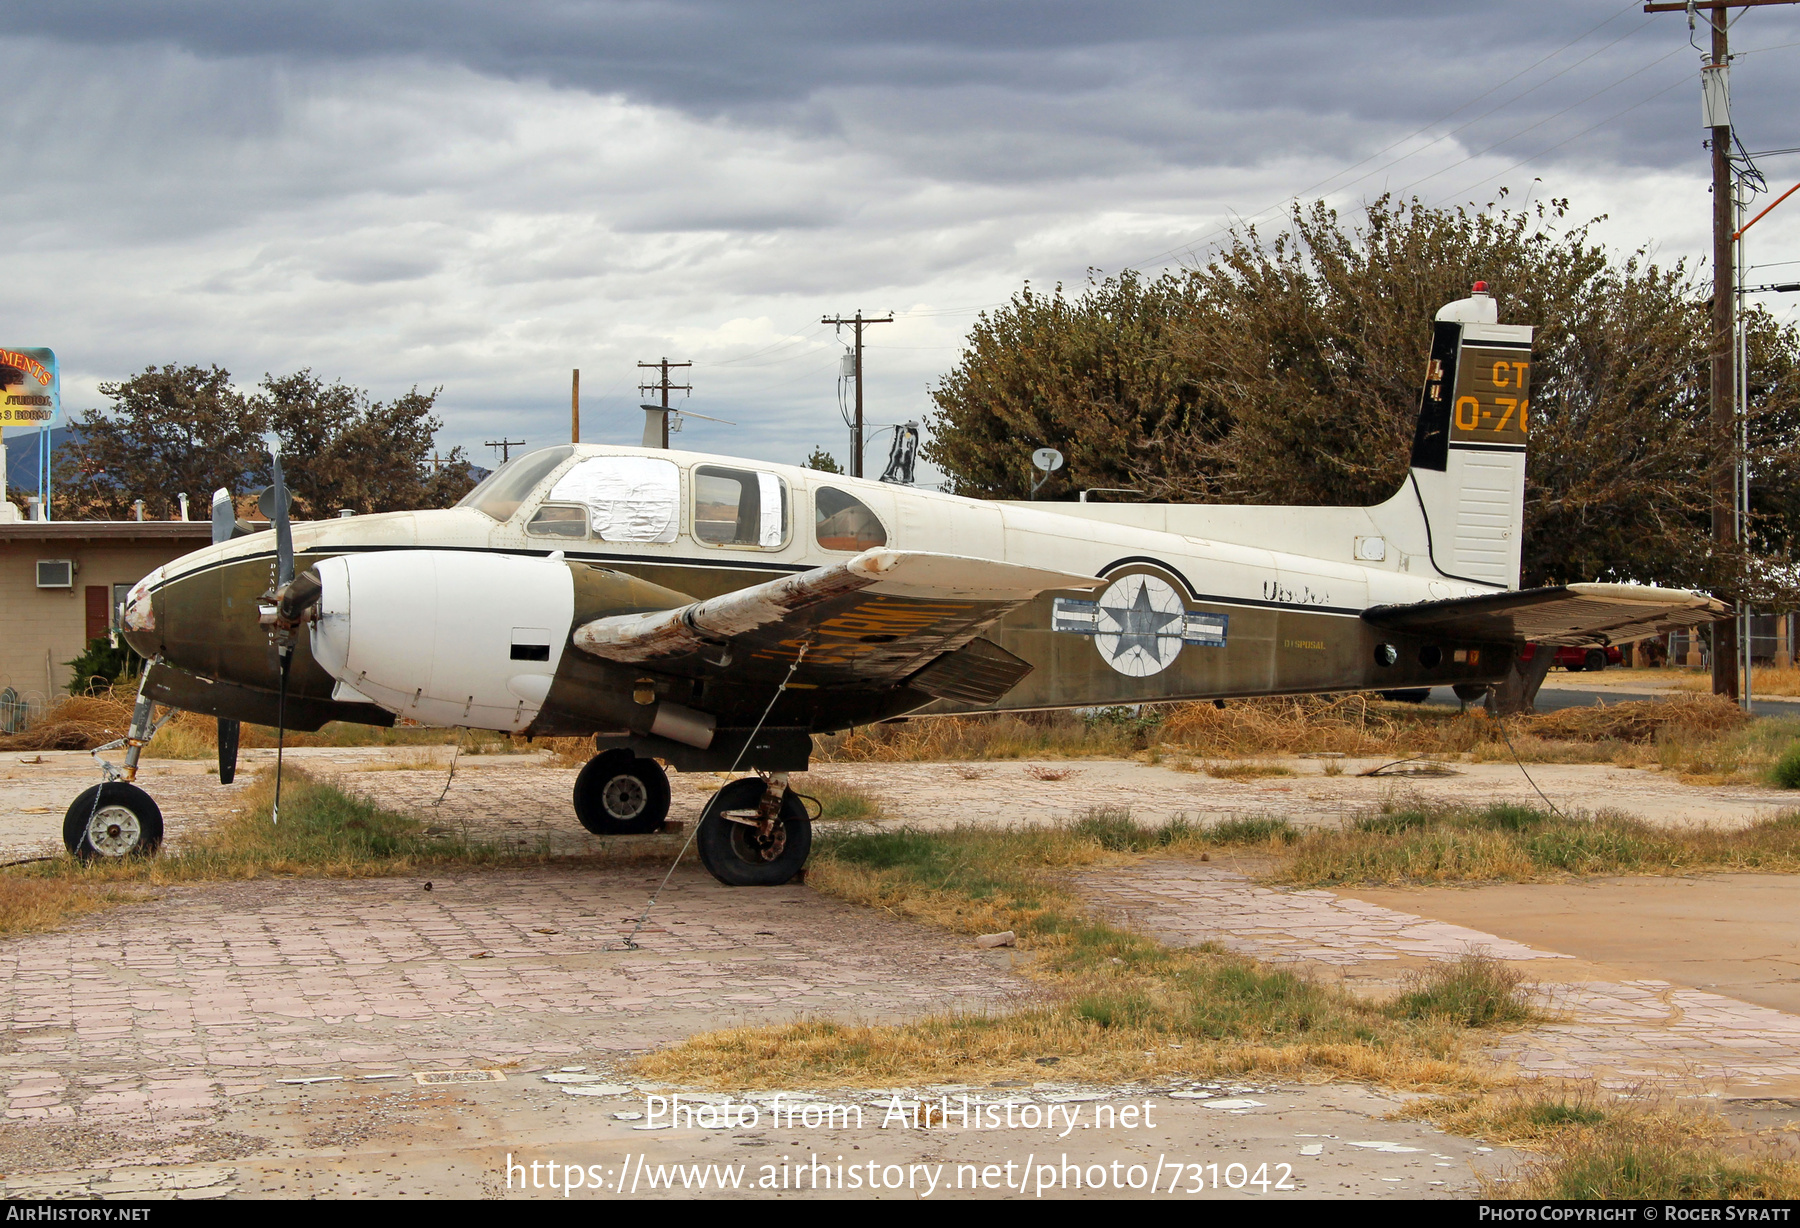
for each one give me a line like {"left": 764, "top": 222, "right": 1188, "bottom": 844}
{"left": 310, "top": 550, "right": 575, "bottom": 731}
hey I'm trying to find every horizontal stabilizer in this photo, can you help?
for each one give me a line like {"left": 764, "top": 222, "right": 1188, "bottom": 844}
{"left": 1363, "top": 582, "right": 1727, "bottom": 647}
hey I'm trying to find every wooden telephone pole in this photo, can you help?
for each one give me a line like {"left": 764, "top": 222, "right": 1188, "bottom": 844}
{"left": 636, "top": 358, "right": 692, "bottom": 449}
{"left": 822, "top": 310, "right": 894, "bottom": 477}
{"left": 571, "top": 369, "right": 579, "bottom": 443}
{"left": 1646, "top": 0, "right": 1799, "bottom": 700}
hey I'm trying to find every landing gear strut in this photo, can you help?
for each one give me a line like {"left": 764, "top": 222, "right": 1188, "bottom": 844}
{"left": 573, "top": 750, "right": 671, "bottom": 834}
{"left": 696, "top": 773, "right": 812, "bottom": 887}
{"left": 66, "top": 662, "right": 175, "bottom": 859}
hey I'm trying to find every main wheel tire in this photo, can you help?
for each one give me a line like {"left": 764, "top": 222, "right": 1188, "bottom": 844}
{"left": 1584, "top": 649, "right": 1608, "bottom": 673}
{"left": 63, "top": 783, "right": 164, "bottom": 860}
{"left": 695, "top": 777, "right": 812, "bottom": 887}
{"left": 573, "top": 752, "right": 670, "bottom": 835}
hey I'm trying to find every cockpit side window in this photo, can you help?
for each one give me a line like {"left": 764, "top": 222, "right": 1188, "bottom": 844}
{"left": 693, "top": 466, "right": 788, "bottom": 549}
{"left": 814, "top": 487, "right": 888, "bottom": 551}
{"left": 546, "top": 456, "right": 680, "bottom": 543}
{"left": 457, "top": 446, "right": 575, "bottom": 522}
{"left": 525, "top": 504, "right": 587, "bottom": 538}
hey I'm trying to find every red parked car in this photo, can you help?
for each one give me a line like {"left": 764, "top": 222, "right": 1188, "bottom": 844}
{"left": 1520, "top": 643, "right": 1623, "bottom": 673}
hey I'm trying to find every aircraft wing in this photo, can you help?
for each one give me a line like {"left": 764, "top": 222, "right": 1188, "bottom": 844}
{"left": 572, "top": 549, "right": 1102, "bottom": 703}
{"left": 1362, "top": 582, "right": 1727, "bottom": 647}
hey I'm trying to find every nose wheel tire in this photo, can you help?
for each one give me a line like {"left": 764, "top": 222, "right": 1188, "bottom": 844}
{"left": 63, "top": 783, "right": 164, "bottom": 861}
{"left": 573, "top": 751, "right": 670, "bottom": 834}
{"left": 695, "top": 777, "right": 812, "bottom": 887}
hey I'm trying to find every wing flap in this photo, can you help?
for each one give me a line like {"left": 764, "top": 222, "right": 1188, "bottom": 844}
{"left": 1363, "top": 582, "right": 1727, "bottom": 647}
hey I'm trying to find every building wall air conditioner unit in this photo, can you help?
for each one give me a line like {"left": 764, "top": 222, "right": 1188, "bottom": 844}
{"left": 36, "top": 559, "right": 73, "bottom": 589}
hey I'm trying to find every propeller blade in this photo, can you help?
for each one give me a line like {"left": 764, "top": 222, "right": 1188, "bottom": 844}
{"left": 270, "top": 446, "right": 294, "bottom": 588}
{"left": 217, "top": 718, "right": 240, "bottom": 785}
{"left": 210, "top": 488, "right": 234, "bottom": 546}
{"left": 272, "top": 651, "right": 289, "bottom": 826}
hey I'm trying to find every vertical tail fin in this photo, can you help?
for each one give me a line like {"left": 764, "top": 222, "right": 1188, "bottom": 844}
{"left": 1405, "top": 285, "right": 1533, "bottom": 589}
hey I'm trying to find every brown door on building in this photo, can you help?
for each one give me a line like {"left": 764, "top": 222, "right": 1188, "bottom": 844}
{"left": 85, "top": 586, "right": 109, "bottom": 644}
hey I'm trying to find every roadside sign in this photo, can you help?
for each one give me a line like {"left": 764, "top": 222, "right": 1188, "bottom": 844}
{"left": 0, "top": 348, "right": 58, "bottom": 428}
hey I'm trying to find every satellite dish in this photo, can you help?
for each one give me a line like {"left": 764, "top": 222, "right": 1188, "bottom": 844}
{"left": 1032, "top": 448, "right": 1064, "bottom": 472}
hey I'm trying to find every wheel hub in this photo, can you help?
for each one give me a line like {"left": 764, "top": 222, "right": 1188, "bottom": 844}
{"left": 730, "top": 819, "right": 787, "bottom": 862}
{"left": 601, "top": 773, "right": 648, "bottom": 820}
{"left": 87, "top": 805, "right": 142, "bottom": 857}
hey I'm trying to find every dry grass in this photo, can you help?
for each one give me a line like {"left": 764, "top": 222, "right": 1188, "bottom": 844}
{"left": 1673, "top": 663, "right": 1800, "bottom": 698}
{"left": 0, "top": 877, "right": 142, "bottom": 937}
{"left": 1216, "top": 801, "right": 1800, "bottom": 888}
{"left": 1500, "top": 1118, "right": 1800, "bottom": 1199}
{"left": 630, "top": 816, "right": 1536, "bottom": 1091}
{"left": 0, "top": 681, "right": 550, "bottom": 758}
{"left": 816, "top": 710, "right": 1141, "bottom": 762}
{"left": 1410, "top": 1088, "right": 1800, "bottom": 1199}
{"left": 1203, "top": 761, "right": 1295, "bottom": 780}
{"left": 813, "top": 694, "right": 1759, "bottom": 775}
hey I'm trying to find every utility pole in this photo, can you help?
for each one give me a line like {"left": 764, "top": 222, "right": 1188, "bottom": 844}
{"left": 485, "top": 438, "right": 525, "bottom": 465}
{"left": 636, "top": 358, "right": 692, "bottom": 449}
{"left": 571, "top": 369, "right": 580, "bottom": 444}
{"left": 1646, "top": 0, "right": 1799, "bottom": 701}
{"left": 822, "top": 310, "right": 894, "bottom": 477}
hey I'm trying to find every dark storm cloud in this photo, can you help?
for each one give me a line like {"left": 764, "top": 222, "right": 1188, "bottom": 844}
{"left": 13, "top": 0, "right": 1789, "bottom": 183}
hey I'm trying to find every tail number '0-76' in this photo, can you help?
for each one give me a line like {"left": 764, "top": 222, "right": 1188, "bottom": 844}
{"left": 1450, "top": 348, "right": 1531, "bottom": 444}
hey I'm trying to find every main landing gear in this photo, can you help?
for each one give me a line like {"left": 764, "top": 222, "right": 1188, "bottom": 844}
{"left": 570, "top": 752, "right": 811, "bottom": 886}
{"left": 695, "top": 773, "right": 811, "bottom": 887}
{"left": 573, "top": 749, "right": 672, "bottom": 834}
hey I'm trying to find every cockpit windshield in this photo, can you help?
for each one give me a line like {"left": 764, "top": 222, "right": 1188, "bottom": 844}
{"left": 456, "top": 446, "right": 575, "bottom": 522}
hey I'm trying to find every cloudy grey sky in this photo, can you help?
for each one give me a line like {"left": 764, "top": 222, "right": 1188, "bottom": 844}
{"left": 5, "top": 0, "right": 1799, "bottom": 483}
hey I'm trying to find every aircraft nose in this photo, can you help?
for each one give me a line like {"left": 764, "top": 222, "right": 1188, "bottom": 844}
{"left": 119, "top": 567, "right": 165, "bottom": 659}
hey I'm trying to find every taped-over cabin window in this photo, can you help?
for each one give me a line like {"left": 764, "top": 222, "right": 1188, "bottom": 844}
{"left": 546, "top": 456, "right": 680, "bottom": 543}
{"left": 814, "top": 487, "right": 887, "bottom": 551}
{"left": 693, "top": 465, "right": 788, "bottom": 549}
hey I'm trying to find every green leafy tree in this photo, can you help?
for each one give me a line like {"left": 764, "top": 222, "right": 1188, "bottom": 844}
{"left": 927, "top": 194, "right": 1800, "bottom": 605}
{"left": 57, "top": 364, "right": 263, "bottom": 520}
{"left": 805, "top": 446, "right": 843, "bottom": 473}
{"left": 57, "top": 366, "right": 477, "bottom": 520}
{"left": 253, "top": 371, "right": 477, "bottom": 515}
{"left": 926, "top": 270, "right": 1215, "bottom": 500}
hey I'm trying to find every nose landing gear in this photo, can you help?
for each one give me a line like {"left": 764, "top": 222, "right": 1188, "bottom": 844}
{"left": 64, "top": 783, "right": 164, "bottom": 861}
{"left": 64, "top": 660, "right": 176, "bottom": 859}
{"left": 572, "top": 749, "right": 671, "bottom": 834}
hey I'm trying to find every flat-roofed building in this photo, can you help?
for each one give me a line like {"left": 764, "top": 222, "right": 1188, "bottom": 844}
{"left": 0, "top": 518, "right": 214, "bottom": 721}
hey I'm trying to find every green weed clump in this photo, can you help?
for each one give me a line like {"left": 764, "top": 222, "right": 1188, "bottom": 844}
{"left": 1386, "top": 953, "right": 1534, "bottom": 1028}
{"left": 1768, "top": 742, "right": 1800, "bottom": 789}
{"left": 1513, "top": 1124, "right": 1800, "bottom": 1200}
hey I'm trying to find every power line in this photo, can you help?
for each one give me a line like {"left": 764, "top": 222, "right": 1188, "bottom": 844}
{"left": 821, "top": 311, "right": 894, "bottom": 478}
{"left": 636, "top": 358, "right": 692, "bottom": 450}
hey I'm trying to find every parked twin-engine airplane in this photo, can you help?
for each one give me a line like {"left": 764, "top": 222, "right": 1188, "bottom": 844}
{"left": 76, "top": 287, "right": 1724, "bottom": 884}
